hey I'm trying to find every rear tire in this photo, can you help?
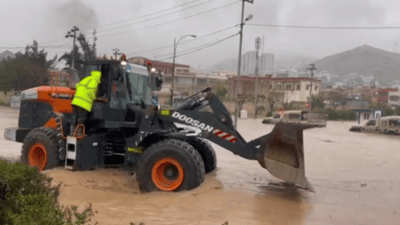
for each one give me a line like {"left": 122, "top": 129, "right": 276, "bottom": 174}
{"left": 136, "top": 139, "right": 205, "bottom": 192}
{"left": 385, "top": 131, "right": 396, "bottom": 135}
{"left": 187, "top": 137, "right": 217, "bottom": 173}
{"left": 21, "top": 127, "right": 60, "bottom": 171}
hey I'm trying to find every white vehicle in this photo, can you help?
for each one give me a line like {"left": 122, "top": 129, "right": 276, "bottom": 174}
{"left": 350, "top": 116, "right": 400, "bottom": 135}
{"left": 262, "top": 110, "right": 327, "bottom": 127}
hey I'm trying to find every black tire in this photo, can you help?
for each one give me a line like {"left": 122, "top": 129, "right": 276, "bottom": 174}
{"left": 186, "top": 137, "right": 217, "bottom": 173}
{"left": 136, "top": 139, "right": 205, "bottom": 192}
{"left": 385, "top": 131, "right": 396, "bottom": 135}
{"left": 21, "top": 127, "right": 60, "bottom": 171}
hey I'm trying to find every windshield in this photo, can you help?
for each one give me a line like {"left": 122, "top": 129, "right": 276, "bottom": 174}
{"left": 366, "top": 120, "right": 376, "bottom": 126}
{"left": 125, "top": 71, "right": 152, "bottom": 105}
{"left": 273, "top": 114, "right": 281, "bottom": 119}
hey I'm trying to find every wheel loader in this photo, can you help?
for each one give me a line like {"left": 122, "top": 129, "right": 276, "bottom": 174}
{"left": 4, "top": 58, "right": 314, "bottom": 192}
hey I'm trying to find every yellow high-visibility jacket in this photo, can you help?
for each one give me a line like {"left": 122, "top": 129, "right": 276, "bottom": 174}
{"left": 71, "top": 71, "right": 101, "bottom": 112}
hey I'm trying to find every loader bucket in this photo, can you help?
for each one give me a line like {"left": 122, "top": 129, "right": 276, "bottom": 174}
{"left": 256, "top": 122, "right": 315, "bottom": 190}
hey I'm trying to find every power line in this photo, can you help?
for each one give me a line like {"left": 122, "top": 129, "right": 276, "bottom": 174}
{"left": 127, "top": 25, "right": 238, "bottom": 56}
{"left": 42, "top": 0, "right": 237, "bottom": 46}
{"left": 158, "top": 32, "right": 239, "bottom": 61}
{"left": 44, "top": 0, "right": 205, "bottom": 45}
{"left": 247, "top": 23, "right": 400, "bottom": 29}
{"left": 93, "top": 0, "right": 218, "bottom": 34}
{"left": 155, "top": 32, "right": 239, "bottom": 58}
{"left": 96, "top": 1, "right": 240, "bottom": 39}
{"left": 88, "top": 0, "right": 202, "bottom": 30}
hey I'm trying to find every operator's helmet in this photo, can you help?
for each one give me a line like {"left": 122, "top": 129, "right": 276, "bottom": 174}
{"left": 61, "top": 67, "right": 80, "bottom": 89}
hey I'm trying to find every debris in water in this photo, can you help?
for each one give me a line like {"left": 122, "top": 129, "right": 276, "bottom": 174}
{"left": 360, "top": 183, "right": 367, "bottom": 187}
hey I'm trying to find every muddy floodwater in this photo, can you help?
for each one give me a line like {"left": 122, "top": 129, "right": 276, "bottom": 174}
{"left": 1, "top": 106, "right": 399, "bottom": 224}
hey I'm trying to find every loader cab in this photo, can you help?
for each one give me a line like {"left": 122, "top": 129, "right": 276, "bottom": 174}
{"left": 77, "top": 60, "right": 157, "bottom": 129}
{"left": 77, "top": 60, "right": 153, "bottom": 106}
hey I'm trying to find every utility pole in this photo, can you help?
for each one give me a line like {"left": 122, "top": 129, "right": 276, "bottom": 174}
{"left": 170, "top": 34, "right": 197, "bottom": 106}
{"left": 113, "top": 48, "right": 121, "bottom": 60}
{"left": 306, "top": 63, "right": 317, "bottom": 113}
{"left": 234, "top": 0, "right": 253, "bottom": 129}
{"left": 65, "top": 26, "right": 79, "bottom": 69}
{"left": 254, "top": 37, "right": 261, "bottom": 118}
{"left": 171, "top": 38, "right": 177, "bottom": 106}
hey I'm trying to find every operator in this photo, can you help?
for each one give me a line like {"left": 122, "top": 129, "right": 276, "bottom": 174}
{"left": 70, "top": 70, "right": 102, "bottom": 136}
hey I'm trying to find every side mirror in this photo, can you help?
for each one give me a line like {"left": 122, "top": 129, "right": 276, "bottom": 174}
{"left": 155, "top": 74, "right": 163, "bottom": 90}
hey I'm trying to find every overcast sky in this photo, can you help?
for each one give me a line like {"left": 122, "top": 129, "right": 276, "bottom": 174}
{"left": 1, "top": 0, "right": 400, "bottom": 69}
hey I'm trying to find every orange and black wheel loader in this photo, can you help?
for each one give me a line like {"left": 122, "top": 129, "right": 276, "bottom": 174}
{"left": 4, "top": 58, "right": 314, "bottom": 192}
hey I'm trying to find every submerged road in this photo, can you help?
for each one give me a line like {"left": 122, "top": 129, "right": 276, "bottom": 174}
{"left": 1, "top": 106, "right": 399, "bottom": 224}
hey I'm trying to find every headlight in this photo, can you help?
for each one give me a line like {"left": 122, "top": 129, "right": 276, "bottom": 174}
{"left": 21, "top": 89, "right": 38, "bottom": 100}
{"left": 4, "top": 128, "right": 17, "bottom": 142}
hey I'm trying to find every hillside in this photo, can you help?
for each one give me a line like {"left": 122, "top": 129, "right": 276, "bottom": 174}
{"left": 302, "top": 45, "right": 400, "bottom": 82}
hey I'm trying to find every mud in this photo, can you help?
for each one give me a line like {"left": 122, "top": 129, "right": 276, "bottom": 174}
{"left": 1, "top": 106, "right": 400, "bottom": 224}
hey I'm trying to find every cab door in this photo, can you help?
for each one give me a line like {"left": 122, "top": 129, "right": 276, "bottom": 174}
{"left": 363, "top": 119, "right": 377, "bottom": 133}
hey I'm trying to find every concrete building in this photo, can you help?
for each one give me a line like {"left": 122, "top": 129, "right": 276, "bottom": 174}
{"left": 377, "top": 88, "right": 398, "bottom": 104}
{"left": 353, "top": 109, "right": 382, "bottom": 124}
{"left": 388, "top": 91, "right": 400, "bottom": 107}
{"left": 212, "top": 71, "right": 237, "bottom": 77}
{"left": 227, "top": 76, "right": 321, "bottom": 106}
{"left": 390, "top": 80, "right": 400, "bottom": 89}
{"left": 260, "top": 53, "right": 274, "bottom": 74}
{"left": 229, "top": 51, "right": 274, "bottom": 76}
{"left": 127, "top": 56, "right": 190, "bottom": 75}
{"left": 241, "top": 51, "right": 257, "bottom": 75}
{"left": 124, "top": 58, "right": 229, "bottom": 105}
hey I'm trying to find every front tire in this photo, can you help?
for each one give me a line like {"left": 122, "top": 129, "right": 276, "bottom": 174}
{"left": 136, "top": 139, "right": 205, "bottom": 192}
{"left": 186, "top": 137, "right": 217, "bottom": 173}
{"left": 21, "top": 127, "right": 60, "bottom": 171}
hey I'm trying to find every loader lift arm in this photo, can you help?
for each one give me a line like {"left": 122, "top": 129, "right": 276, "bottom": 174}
{"left": 159, "top": 88, "right": 313, "bottom": 189}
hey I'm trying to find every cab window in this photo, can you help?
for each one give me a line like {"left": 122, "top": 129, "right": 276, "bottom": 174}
{"left": 366, "top": 120, "right": 376, "bottom": 126}
{"left": 288, "top": 113, "right": 300, "bottom": 120}
{"left": 388, "top": 119, "right": 400, "bottom": 126}
{"left": 125, "top": 72, "right": 152, "bottom": 105}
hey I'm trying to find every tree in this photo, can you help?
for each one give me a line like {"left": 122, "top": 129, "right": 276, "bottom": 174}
{"left": 310, "top": 93, "right": 326, "bottom": 109}
{"left": 58, "top": 31, "right": 97, "bottom": 71}
{"left": 58, "top": 45, "right": 84, "bottom": 72}
{"left": 216, "top": 87, "right": 228, "bottom": 100}
{"left": 267, "top": 92, "right": 281, "bottom": 113}
{"left": 0, "top": 40, "right": 57, "bottom": 92}
{"left": 211, "top": 80, "right": 228, "bottom": 100}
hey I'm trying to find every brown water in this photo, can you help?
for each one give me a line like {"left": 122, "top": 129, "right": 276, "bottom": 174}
{"left": 1, "top": 106, "right": 400, "bottom": 224}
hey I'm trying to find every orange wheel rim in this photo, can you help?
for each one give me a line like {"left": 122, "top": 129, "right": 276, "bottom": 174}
{"left": 28, "top": 144, "right": 48, "bottom": 171}
{"left": 151, "top": 158, "right": 184, "bottom": 191}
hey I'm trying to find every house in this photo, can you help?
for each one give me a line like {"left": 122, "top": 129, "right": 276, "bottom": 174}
{"left": 388, "top": 91, "right": 400, "bottom": 107}
{"left": 227, "top": 76, "right": 321, "bottom": 108}
{"left": 353, "top": 109, "right": 382, "bottom": 124}
{"left": 377, "top": 88, "right": 398, "bottom": 103}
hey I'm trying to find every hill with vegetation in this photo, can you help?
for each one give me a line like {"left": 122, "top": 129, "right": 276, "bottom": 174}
{"left": 303, "top": 45, "right": 400, "bottom": 83}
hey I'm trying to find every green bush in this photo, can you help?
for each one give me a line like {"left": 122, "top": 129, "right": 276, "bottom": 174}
{"left": 0, "top": 158, "right": 96, "bottom": 225}
{"left": 0, "top": 101, "right": 10, "bottom": 106}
